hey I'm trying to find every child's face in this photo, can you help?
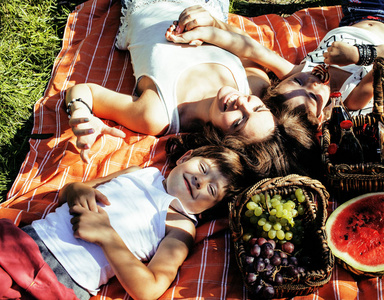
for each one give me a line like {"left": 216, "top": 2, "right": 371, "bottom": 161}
{"left": 209, "top": 86, "right": 276, "bottom": 143}
{"left": 164, "top": 153, "right": 229, "bottom": 215}
{"left": 276, "top": 72, "right": 330, "bottom": 118}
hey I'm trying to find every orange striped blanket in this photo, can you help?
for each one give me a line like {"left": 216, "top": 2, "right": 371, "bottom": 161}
{"left": 1, "top": 0, "right": 382, "bottom": 299}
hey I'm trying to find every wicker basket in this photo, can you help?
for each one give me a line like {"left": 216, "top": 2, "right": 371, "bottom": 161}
{"left": 321, "top": 57, "right": 384, "bottom": 195}
{"left": 229, "top": 174, "right": 334, "bottom": 299}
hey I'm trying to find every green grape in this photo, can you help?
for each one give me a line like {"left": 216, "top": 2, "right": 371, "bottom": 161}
{"left": 245, "top": 209, "right": 254, "bottom": 218}
{"left": 280, "top": 218, "right": 288, "bottom": 226}
{"left": 263, "top": 222, "right": 272, "bottom": 232}
{"left": 270, "top": 208, "right": 277, "bottom": 216}
{"left": 276, "top": 230, "right": 285, "bottom": 240}
{"left": 276, "top": 210, "right": 283, "bottom": 218}
{"left": 242, "top": 232, "right": 252, "bottom": 242}
{"left": 268, "top": 229, "right": 277, "bottom": 239}
{"left": 273, "top": 194, "right": 282, "bottom": 201}
{"left": 291, "top": 209, "right": 298, "bottom": 218}
{"left": 260, "top": 193, "right": 265, "bottom": 203}
{"left": 250, "top": 216, "right": 258, "bottom": 224}
{"left": 246, "top": 201, "right": 257, "bottom": 210}
{"left": 297, "top": 194, "right": 306, "bottom": 203}
{"left": 298, "top": 205, "right": 305, "bottom": 215}
{"left": 258, "top": 218, "right": 267, "bottom": 226}
{"left": 251, "top": 194, "right": 261, "bottom": 203}
{"left": 285, "top": 231, "right": 293, "bottom": 240}
{"left": 273, "top": 222, "right": 282, "bottom": 231}
{"left": 276, "top": 204, "right": 283, "bottom": 212}
{"left": 295, "top": 188, "right": 303, "bottom": 198}
{"left": 254, "top": 206, "right": 263, "bottom": 216}
{"left": 269, "top": 215, "right": 277, "bottom": 223}
{"left": 271, "top": 198, "right": 279, "bottom": 208}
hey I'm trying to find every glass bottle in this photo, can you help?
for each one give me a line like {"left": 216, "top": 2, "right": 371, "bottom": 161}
{"left": 328, "top": 92, "right": 351, "bottom": 144}
{"left": 336, "top": 120, "right": 364, "bottom": 164}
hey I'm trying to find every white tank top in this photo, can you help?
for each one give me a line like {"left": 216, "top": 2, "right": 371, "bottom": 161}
{"left": 32, "top": 167, "right": 197, "bottom": 295}
{"left": 116, "top": 1, "right": 249, "bottom": 134}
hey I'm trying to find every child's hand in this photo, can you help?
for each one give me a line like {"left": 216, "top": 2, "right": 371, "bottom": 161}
{"left": 69, "top": 115, "right": 126, "bottom": 164}
{"left": 70, "top": 205, "right": 114, "bottom": 245}
{"left": 165, "top": 24, "right": 204, "bottom": 46}
{"left": 175, "top": 5, "right": 215, "bottom": 33}
{"left": 66, "top": 182, "right": 110, "bottom": 212}
{"left": 324, "top": 41, "right": 360, "bottom": 66}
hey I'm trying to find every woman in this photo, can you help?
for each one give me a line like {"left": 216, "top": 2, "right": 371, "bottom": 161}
{"left": 167, "top": 0, "right": 384, "bottom": 123}
{"left": 66, "top": 0, "right": 276, "bottom": 164}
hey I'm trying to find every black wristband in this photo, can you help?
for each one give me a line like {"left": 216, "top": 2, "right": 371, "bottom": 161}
{"left": 66, "top": 98, "right": 93, "bottom": 118}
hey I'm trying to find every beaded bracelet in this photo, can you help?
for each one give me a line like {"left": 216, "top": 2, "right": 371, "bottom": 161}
{"left": 355, "top": 44, "right": 377, "bottom": 66}
{"left": 66, "top": 98, "right": 93, "bottom": 118}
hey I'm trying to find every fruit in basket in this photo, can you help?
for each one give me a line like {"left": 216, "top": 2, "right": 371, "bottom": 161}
{"left": 325, "top": 192, "right": 384, "bottom": 277}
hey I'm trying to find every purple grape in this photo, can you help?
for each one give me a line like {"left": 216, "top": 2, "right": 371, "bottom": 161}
{"left": 249, "top": 237, "right": 258, "bottom": 246}
{"left": 281, "top": 241, "right": 295, "bottom": 254}
{"left": 254, "top": 284, "right": 263, "bottom": 295}
{"left": 281, "top": 258, "right": 289, "bottom": 266}
{"left": 245, "top": 255, "right": 255, "bottom": 265}
{"left": 247, "top": 272, "right": 257, "bottom": 284}
{"left": 250, "top": 244, "right": 261, "bottom": 257}
{"left": 264, "top": 258, "right": 270, "bottom": 265}
{"left": 260, "top": 243, "right": 274, "bottom": 259}
{"left": 289, "top": 256, "right": 298, "bottom": 266}
{"left": 267, "top": 239, "right": 276, "bottom": 249}
{"left": 275, "top": 272, "right": 283, "bottom": 285}
{"left": 265, "top": 264, "right": 275, "bottom": 276}
{"left": 262, "top": 285, "right": 275, "bottom": 299}
{"left": 288, "top": 265, "right": 299, "bottom": 277}
{"left": 298, "top": 266, "right": 306, "bottom": 274}
{"left": 255, "top": 259, "right": 265, "bottom": 272}
{"left": 257, "top": 237, "right": 268, "bottom": 246}
{"left": 271, "top": 254, "right": 282, "bottom": 266}
{"left": 279, "top": 251, "right": 288, "bottom": 259}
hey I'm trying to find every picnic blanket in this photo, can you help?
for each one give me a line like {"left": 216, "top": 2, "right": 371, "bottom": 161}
{"left": 1, "top": 0, "right": 383, "bottom": 299}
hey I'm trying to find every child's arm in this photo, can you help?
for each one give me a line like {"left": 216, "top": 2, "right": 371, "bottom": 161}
{"left": 166, "top": 26, "right": 295, "bottom": 80}
{"left": 70, "top": 206, "right": 195, "bottom": 300}
{"left": 58, "top": 165, "right": 141, "bottom": 211}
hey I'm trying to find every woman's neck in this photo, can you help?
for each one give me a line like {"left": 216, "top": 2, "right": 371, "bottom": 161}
{"left": 178, "top": 97, "right": 214, "bottom": 131}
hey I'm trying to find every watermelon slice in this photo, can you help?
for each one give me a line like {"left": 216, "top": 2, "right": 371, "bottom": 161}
{"left": 325, "top": 192, "right": 384, "bottom": 277}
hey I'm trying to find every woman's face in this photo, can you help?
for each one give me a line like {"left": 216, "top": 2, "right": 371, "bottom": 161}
{"left": 276, "top": 72, "right": 330, "bottom": 118}
{"left": 209, "top": 86, "right": 276, "bottom": 142}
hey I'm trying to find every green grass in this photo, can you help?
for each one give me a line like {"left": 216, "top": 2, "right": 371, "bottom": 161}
{"left": 0, "top": 0, "right": 82, "bottom": 202}
{"left": 0, "top": 0, "right": 341, "bottom": 203}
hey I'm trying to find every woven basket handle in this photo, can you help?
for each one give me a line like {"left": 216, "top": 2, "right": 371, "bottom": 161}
{"left": 373, "top": 57, "right": 384, "bottom": 117}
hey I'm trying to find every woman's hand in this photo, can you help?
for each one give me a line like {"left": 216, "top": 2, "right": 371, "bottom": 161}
{"left": 175, "top": 5, "right": 215, "bottom": 33}
{"left": 65, "top": 182, "right": 110, "bottom": 212}
{"left": 165, "top": 24, "right": 206, "bottom": 46}
{"left": 324, "top": 41, "right": 360, "bottom": 66}
{"left": 69, "top": 115, "right": 126, "bottom": 164}
{"left": 70, "top": 205, "right": 114, "bottom": 245}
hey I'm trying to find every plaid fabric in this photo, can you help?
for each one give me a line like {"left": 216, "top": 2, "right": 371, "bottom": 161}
{"left": 1, "top": 0, "right": 383, "bottom": 299}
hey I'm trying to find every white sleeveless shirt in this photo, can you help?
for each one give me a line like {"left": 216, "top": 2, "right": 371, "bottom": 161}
{"left": 115, "top": 1, "right": 249, "bottom": 134}
{"left": 32, "top": 167, "right": 197, "bottom": 295}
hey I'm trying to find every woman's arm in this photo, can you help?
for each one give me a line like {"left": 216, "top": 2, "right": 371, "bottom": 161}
{"left": 70, "top": 206, "right": 196, "bottom": 300}
{"left": 66, "top": 83, "right": 169, "bottom": 163}
{"left": 166, "top": 26, "right": 295, "bottom": 79}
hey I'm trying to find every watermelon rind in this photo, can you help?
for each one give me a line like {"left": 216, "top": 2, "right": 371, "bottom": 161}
{"left": 325, "top": 192, "right": 384, "bottom": 278}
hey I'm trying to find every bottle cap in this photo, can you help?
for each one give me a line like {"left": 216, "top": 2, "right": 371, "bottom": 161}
{"left": 328, "top": 143, "right": 338, "bottom": 155}
{"left": 330, "top": 92, "right": 342, "bottom": 98}
{"left": 340, "top": 120, "right": 353, "bottom": 129}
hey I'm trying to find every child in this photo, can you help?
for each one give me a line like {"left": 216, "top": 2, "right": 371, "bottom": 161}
{"left": 0, "top": 143, "right": 256, "bottom": 300}
{"left": 166, "top": 0, "right": 384, "bottom": 122}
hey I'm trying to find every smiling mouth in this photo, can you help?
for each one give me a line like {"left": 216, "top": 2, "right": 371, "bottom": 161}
{"left": 184, "top": 176, "right": 193, "bottom": 197}
{"left": 224, "top": 94, "right": 238, "bottom": 111}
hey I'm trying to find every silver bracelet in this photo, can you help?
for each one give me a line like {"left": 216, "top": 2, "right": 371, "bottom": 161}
{"left": 66, "top": 98, "right": 93, "bottom": 118}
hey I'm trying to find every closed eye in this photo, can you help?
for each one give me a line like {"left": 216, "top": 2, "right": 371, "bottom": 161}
{"left": 233, "top": 116, "right": 245, "bottom": 129}
{"left": 309, "top": 92, "right": 318, "bottom": 101}
{"left": 200, "top": 163, "right": 207, "bottom": 174}
{"left": 208, "top": 184, "right": 216, "bottom": 198}
{"left": 294, "top": 78, "right": 303, "bottom": 86}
